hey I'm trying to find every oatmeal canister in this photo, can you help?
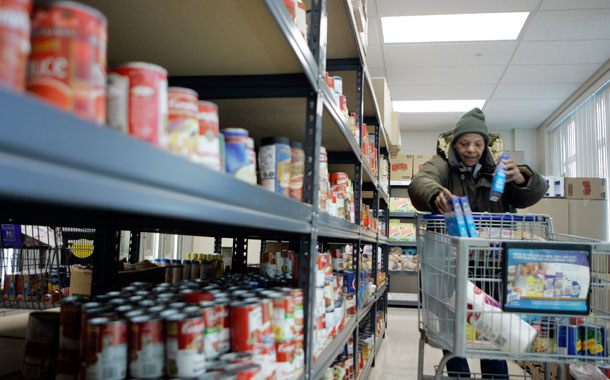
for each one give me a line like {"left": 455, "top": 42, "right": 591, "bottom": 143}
{"left": 107, "top": 62, "right": 168, "bottom": 146}
{"left": 259, "top": 136, "right": 291, "bottom": 196}
{"left": 28, "top": 1, "right": 107, "bottom": 124}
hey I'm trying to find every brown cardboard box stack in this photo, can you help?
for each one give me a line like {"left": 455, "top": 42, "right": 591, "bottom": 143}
{"left": 412, "top": 155, "right": 434, "bottom": 176}
{"left": 564, "top": 177, "right": 606, "bottom": 200}
{"left": 390, "top": 154, "right": 413, "bottom": 182}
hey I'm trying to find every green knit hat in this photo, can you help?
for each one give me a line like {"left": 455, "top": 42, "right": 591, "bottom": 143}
{"left": 452, "top": 108, "right": 489, "bottom": 145}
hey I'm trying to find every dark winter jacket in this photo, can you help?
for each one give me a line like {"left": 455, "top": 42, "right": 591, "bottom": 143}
{"left": 408, "top": 132, "right": 548, "bottom": 214}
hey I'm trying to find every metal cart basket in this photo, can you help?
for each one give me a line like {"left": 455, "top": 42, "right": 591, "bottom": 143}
{"left": 415, "top": 213, "right": 610, "bottom": 380}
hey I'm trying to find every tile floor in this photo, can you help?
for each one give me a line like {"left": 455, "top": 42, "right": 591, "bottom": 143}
{"left": 367, "top": 307, "right": 527, "bottom": 379}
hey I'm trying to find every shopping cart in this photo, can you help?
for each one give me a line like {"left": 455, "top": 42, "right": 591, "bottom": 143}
{"left": 415, "top": 212, "right": 610, "bottom": 380}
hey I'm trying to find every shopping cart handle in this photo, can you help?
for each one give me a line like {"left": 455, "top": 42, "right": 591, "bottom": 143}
{"left": 421, "top": 213, "right": 541, "bottom": 222}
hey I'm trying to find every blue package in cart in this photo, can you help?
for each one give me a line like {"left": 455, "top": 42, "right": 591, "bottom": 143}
{"left": 489, "top": 154, "right": 510, "bottom": 202}
{"left": 444, "top": 198, "right": 469, "bottom": 237}
{"left": 459, "top": 197, "right": 478, "bottom": 237}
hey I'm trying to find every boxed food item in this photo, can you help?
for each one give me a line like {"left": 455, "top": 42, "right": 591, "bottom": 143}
{"left": 412, "top": 155, "right": 434, "bottom": 176}
{"left": 564, "top": 177, "right": 606, "bottom": 200}
{"left": 390, "top": 154, "right": 413, "bottom": 182}
{"left": 68, "top": 266, "right": 92, "bottom": 297}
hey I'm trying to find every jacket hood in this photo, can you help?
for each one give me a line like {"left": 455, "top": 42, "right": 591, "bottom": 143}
{"left": 437, "top": 131, "right": 504, "bottom": 168}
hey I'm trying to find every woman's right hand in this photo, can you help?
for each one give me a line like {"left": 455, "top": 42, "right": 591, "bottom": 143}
{"left": 434, "top": 188, "right": 455, "bottom": 213}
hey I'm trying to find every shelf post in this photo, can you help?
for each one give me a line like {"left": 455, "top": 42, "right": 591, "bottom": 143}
{"left": 128, "top": 231, "right": 140, "bottom": 264}
{"left": 92, "top": 220, "right": 120, "bottom": 295}
{"left": 231, "top": 238, "right": 248, "bottom": 273}
{"left": 214, "top": 236, "right": 222, "bottom": 254}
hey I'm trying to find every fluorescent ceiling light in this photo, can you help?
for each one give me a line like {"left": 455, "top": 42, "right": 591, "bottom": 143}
{"left": 393, "top": 100, "right": 486, "bottom": 113}
{"left": 382, "top": 12, "right": 529, "bottom": 43}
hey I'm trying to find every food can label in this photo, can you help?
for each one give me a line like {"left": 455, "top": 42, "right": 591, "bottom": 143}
{"left": 86, "top": 322, "right": 128, "bottom": 380}
{"left": 129, "top": 320, "right": 164, "bottom": 379}
{"left": 259, "top": 144, "right": 277, "bottom": 192}
{"left": 197, "top": 101, "right": 221, "bottom": 171}
{"left": 166, "top": 318, "right": 206, "bottom": 377}
{"left": 277, "top": 143, "right": 291, "bottom": 196}
{"left": 28, "top": 3, "right": 107, "bottom": 124}
{"left": 289, "top": 147, "right": 304, "bottom": 201}
{"left": 0, "top": 6, "right": 30, "bottom": 91}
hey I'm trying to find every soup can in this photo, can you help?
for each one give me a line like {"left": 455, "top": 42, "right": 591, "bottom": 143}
{"left": 28, "top": 1, "right": 107, "bottom": 124}
{"left": 128, "top": 315, "right": 165, "bottom": 379}
{"left": 166, "top": 86, "right": 199, "bottom": 160}
{"left": 230, "top": 299, "right": 263, "bottom": 352}
{"left": 0, "top": 0, "right": 31, "bottom": 91}
{"left": 197, "top": 101, "right": 222, "bottom": 171}
{"left": 84, "top": 317, "right": 128, "bottom": 380}
{"left": 107, "top": 62, "right": 168, "bottom": 145}
{"left": 221, "top": 128, "right": 250, "bottom": 182}
{"left": 165, "top": 312, "right": 206, "bottom": 378}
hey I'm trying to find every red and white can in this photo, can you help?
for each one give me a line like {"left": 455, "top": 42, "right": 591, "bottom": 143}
{"left": 166, "top": 87, "right": 199, "bottom": 160}
{"left": 128, "top": 315, "right": 164, "bottom": 379}
{"left": 84, "top": 317, "right": 128, "bottom": 380}
{"left": 285, "top": 288, "right": 303, "bottom": 332}
{"left": 107, "top": 62, "right": 168, "bottom": 146}
{"left": 214, "top": 298, "right": 231, "bottom": 354}
{"left": 230, "top": 299, "right": 263, "bottom": 352}
{"left": 199, "top": 301, "right": 220, "bottom": 360}
{"left": 281, "top": 250, "right": 293, "bottom": 274}
{"left": 165, "top": 312, "right": 206, "bottom": 378}
{"left": 28, "top": 1, "right": 107, "bottom": 124}
{"left": 259, "top": 297, "right": 274, "bottom": 346}
{"left": 0, "top": 0, "right": 31, "bottom": 91}
{"left": 219, "top": 351, "right": 254, "bottom": 365}
{"left": 226, "top": 362, "right": 263, "bottom": 380}
{"left": 272, "top": 291, "right": 296, "bottom": 341}
{"left": 275, "top": 339, "right": 296, "bottom": 379}
{"left": 196, "top": 100, "right": 222, "bottom": 171}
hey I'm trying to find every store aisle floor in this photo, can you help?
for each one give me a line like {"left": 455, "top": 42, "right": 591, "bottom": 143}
{"left": 368, "top": 307, "right": 525, "bottom": 379}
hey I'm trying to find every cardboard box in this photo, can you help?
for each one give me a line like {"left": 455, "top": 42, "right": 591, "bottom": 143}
{"left": 526, "top": 198, "right": 569, "bottom": 235}
{"left": 390, "top": 154, "right": 413, "bottom": 182}
{"left": 554, "top": 176, "right": 565, "bottom": 197}
{"left": 564, "top": 177, "right": 606, "bottom": 200}
{"left": 116, "top": 266, "right": 167, "bottom": 289}
{"left": 412, "top": 155, "right": 434, "bottom": 176}
{"left": 69, "top": 266, "right": 92, "bottom": 297}
{"left": 568, "top": 199, "right": 608, "bottom": 241}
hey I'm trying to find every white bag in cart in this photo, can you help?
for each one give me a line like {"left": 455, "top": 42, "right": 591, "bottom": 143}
{"left": 464, "top": 281, "right": 537, "bottom": 353}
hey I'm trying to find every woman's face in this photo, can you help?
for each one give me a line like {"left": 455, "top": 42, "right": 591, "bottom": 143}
{"left": 453, "top": 133, "right": 485, "bottom": 167}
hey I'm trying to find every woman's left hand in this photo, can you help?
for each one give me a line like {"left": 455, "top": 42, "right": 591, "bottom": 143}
{"left": 504, "top": 158, "right": 526, "bottom": 185}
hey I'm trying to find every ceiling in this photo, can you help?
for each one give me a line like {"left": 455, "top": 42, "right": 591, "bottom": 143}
{"left": 366, "top": 0, "right": 610, "bottom": 131}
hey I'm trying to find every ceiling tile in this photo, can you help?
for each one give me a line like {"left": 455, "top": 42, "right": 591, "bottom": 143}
{"left": 367, "top": 16, "right": 381, "bottom": 45}
{"left": 368, "top": 67, "right": 386, "bottom": 78}
{"left": 484, "top": 99, "right": 562, "bottom": 129}
{"left": 366, "top": 44, "right": 384, "bottom": 68}
{"left": 400, "top": 113, "right": 461, "bottom": 131}
{"left": 387, "top": 66, "right": 505, "bottom": 86}
{"left": 390, "top": 84, "right": 495, "bottom": 100}
{"left": 540, "top": 0, "right": 610, "bottom": 10}
{"left": 502, "top": 64, "right": 601, "bottom": 84}
{"left": 376, "top": 0, "right": 538, "bottom": 17}
{"left": 512, "top": 40, "right": 610, "bottom": 64}
{"left": 493, "top": 83, "right": 579, "bottom": 99}
{"left": 524, "top": 9, "right": 610, "bottom": 40}
{"left": 383, "top": 41, "right": 518, "bottom": 67}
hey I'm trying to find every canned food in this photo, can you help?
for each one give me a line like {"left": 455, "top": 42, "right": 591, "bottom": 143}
{"left": 22, "top": 312, "right": 60, "bottom": 380}
{"left": 0, "top": 1, "right": 31, "bottom": 91}
{"left": 343, "top": 271, "right": 356, "bottom": 294}
{"left": 56, "top": 296, "right": 86, "bottom": 378}
{"left": 107, "top": 62, "right": 168, "bottom": 145}
{"left": 80, "top": 306, "right": 116, "bottom": 359}
{"left": 84, "top": 318, "right": 128, "bottom": 380}
{"left": 226, "top": 362, "right": 262, "bottom": 380}
{"left": 205, "top": 360, "right": 230, "bottom": 372}
{"left": 219, "top": 351, "right": 253, "bottom": 365}
{"left": 148, "top": 305, "right": 165, "bottom": 314}
{"left": 215, "top": 299, "right": 231, "bottom": 354}
{"left": 246, "top": 137, "right": 257, "bottom": 185}
{"left": 198, "top": 301, "right": 220, "bottom": 360}
{"left": 285, "top": 288, "right": 303, "bottom": 331}
{"left": 124, "top": 309, "right": 145, "bottom": 319}
{"left": 128, "top": 315, "right": 164, "bottom": 379}
{"left": 275, "top": 339, "right": 296, "bottom": 379}
{"left": 28, "top": 1, "right": 107, "bottom": 124}
{"left": 230, "top": 300, "right": 263, "bottom": 352}
{"left": 196, "top": 101, "right": 222, "bottom": 171}
{"left": 289, "top": 141, "right": 304, "bottom": 201}
{"left": 259, "top": 297, "right": 274, "bottom": 346}
{"left": 166, "top": 87, "right": 199, "bottom": 160}
{"left": 115, "top": 304, "right": 135, "bottom": 315}
{"left": 182, "top": 290, "right": 214, "bottom": 303}
{"left": 221, "top": 128, "right": 251, "bottom": 182}
{"left": 272, "top": 292, "right": 295, "bottom": 341}
{"left": 165, "top": 313, "right": 206, "bottom": 378}
{"left": 259, "top": 136, "right": 291, "bottom": 196}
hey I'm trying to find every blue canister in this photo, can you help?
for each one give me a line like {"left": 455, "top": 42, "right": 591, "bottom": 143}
{"left": 343, "top": 270, "right": 356, "bottom": 294}
{"left": 259, "top": 137, "right": 291, "bottom": 196}
{"left": 221, "top": 128, "right": 250, "bottom": 181}
{"left": 557, "top": 325, "right": 580, "bottom": 356}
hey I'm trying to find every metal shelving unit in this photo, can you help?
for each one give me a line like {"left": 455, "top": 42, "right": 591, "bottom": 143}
{"left": 0, "top": 1, "right": 390, "bottom": 379}
{"left": 388, "top": 240, "right": 417, "bottom": 247}
{"left": 389, "top": 271, "right": 417, "bottom": 277}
